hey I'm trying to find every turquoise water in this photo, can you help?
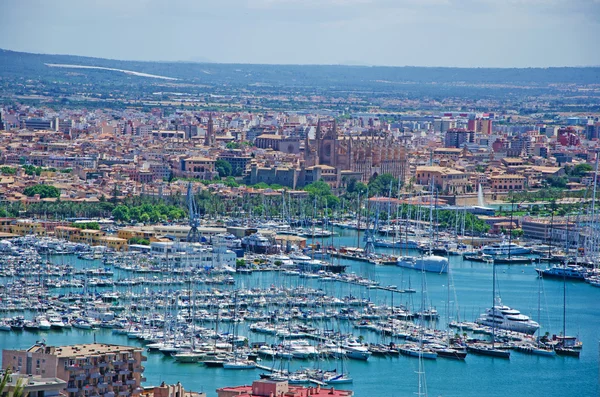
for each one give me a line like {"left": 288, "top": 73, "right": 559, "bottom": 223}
{"left": 1, "top": 228, "right": 599, "bottom": 396}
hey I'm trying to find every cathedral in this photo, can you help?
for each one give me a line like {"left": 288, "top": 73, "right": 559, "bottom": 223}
{"left": 304, "top": 119, "right": 408, "bottom": 183}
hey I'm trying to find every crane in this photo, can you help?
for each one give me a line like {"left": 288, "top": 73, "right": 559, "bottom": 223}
{"left": 186, "top": 182, "right": 201, "bottom": 243}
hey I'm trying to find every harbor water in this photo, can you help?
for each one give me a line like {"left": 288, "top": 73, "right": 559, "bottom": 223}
{"left": 1, "top": 227, "right": 598, "bottom": 396}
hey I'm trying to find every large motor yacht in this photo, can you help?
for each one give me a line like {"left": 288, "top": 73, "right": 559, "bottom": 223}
{"left": 396, "top": 255, "right": 448, "bottom": 274}
{"left": 481, "top": 242, "right": 531, "bottom": 256}
{"left": 475, "top": 303, "right": 539, "bottom": 335}
{"left": 535, "top": 264, "right": 588, "bottom": 280}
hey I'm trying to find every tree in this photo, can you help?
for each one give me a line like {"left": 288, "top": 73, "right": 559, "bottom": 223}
{"left": 215, "top": 159, "right": 232, "bottom": 178}
{"left": 71, "top": 222, "right": 100, "bottom": 230}
{"left": 128, "top": 237, "right": 150, "bottom": 245}
{"left": 368, "top": 173, "right": 398, "bottom": 197}
{"left": 546, "top": 176, "right": 568, "bottom": 188}
{"left": 23, "top": 184, "right": 61, "bottom": 199}
{"left": 112, "top": 205, "right": 130, "bottom": 222}
{"left": 0, "top": 166, "right": 16, "bottom": 175}
{"left": 572, "top": 163, "right": 593, "bottom": 177}
{"left": 0, "top": 369, "right": 26, "bottom": 397}
{"left": 223, "top": 176, "right": 239, "bottom": 188}
{"left": 0, "top": 370, "right": 9, "bottom": 395}
{"left": 304, "top": 180, "right": 332, "bottom": 197}
{"left": 511, "top": 229, "right": 524, "bottom": 238}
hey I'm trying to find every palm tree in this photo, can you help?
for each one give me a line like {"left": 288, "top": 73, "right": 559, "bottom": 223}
{"left": 12, "top": 377, "right": 27, "bottom": 397}
{"left": 0, "top": 369, "right": 28, "bottom": 397}
{"left": 0, "top": 370, "right": 10, "bottom": 395}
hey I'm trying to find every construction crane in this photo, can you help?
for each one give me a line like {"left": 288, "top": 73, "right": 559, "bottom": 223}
{"left": 186, "top": 182, "right": 201, "bottom": 243}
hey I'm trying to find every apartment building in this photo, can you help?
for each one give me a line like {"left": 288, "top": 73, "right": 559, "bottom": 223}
{"left": 415, "top": 166, "right": 469, "bottom": 194}
{"left": 2, "top": 343, "right": 147, "bottom": 397}
{"left": 490, "top": 174, "right": 526, "bottom": 192}
{"left": 54, "top": 227, "right": 128, "bottom": 251}
{"left": 179, "top": 157, "right": 216, "bottom": 179}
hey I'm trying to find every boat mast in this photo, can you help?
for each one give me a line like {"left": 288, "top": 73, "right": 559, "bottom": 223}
{"left": 507, "top": 199, "right": 515, "bottom": 259}
{"left": 356, "top": 192, "right": 361, "bottom": 249}
{"left": 417, "top": 266, "right": 428, "bottom": 397}
{"left": 563, "top": 214, "right": 568, "bottom": 339}
{"left": 589, "top": 152, "right": 599, "bottom": 262}
{"left": 492, "top": 251, "right": 496, "bottom": 349}
{"left": 428, "top": 178, "right": 434, "bottom": 257}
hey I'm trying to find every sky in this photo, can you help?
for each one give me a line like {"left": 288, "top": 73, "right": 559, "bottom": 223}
{"left": 1, "top": 0, "right": 599, "bottom": 67}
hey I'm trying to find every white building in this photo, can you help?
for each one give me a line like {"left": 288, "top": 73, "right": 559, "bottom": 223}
{"left": 149, "top": 241, "right": 237, "bottom": 270}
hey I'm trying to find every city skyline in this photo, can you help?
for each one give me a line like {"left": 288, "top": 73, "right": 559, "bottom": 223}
{"left": 1, "top": 0, "right": 599, "bottom": 68}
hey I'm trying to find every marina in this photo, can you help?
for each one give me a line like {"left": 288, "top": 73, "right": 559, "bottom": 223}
{"left": 0, "top": 226, "right": 598, "bottom": 397}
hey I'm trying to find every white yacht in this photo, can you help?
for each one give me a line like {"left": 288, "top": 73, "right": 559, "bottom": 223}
{"left": 475, "top": 303, "right": 540, "bottom": 335}
{"left": 223, "top": 359, "right": 256, "bottom": 369}
{"left": 241, "top": 233, "right": 271, "bottom": 253}
{"left": 343, "top": 340, "right": 372, "bottom": 361}
{"left": 269, "top": 254, "right": 294, "bottom": 267}
{"left": 481, "top": 242, "right": 531, "bottom": 256}
{"left": 397, "top": 255, "right": 448, "bottom": 274}
{"left": 36, "top": 315, "right": 52, "bottom": 331}
{"left": 535, "top": 264, "right": 588, "bottom": 280}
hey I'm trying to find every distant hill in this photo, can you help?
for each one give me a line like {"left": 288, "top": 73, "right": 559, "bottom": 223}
{"left": 2, "top": 48, "right": 599, "bottom": 88}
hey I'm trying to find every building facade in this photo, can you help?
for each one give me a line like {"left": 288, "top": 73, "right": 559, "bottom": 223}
{"left": 304, "top": 120, "right": 407, "bottom": 183}
{"left": 2, "top": 343, "right": 147, "bottom": 397}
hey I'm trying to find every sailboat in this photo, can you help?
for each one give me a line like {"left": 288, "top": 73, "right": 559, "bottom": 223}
{"left": 540, "top": 214, "right": 583, "bottom": 357}
{"left": 223, "top": 292, "right": 256, "bottom": 369}
{"left": 554, "top": 259, "right": 582, "bottom": 356}
{"left": 397, "top": 182, "right": 449, "bottom": 274}
{"left": 467, "top": 257, "right": 511, "bottom": 358}
{"left": 431, "top": 264, "right": 467, "bottom": 360}
{"left": 492, "top": 201, "right": 533, "bottom": 264}
{"left": 398, "top": 266, "right": 438, "bottom": 360}
{"left": 515, "top": 275, "right": 555, "bottom": 357}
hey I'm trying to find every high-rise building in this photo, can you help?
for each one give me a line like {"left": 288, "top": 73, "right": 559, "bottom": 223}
{"left": 444, "top": 128, "right": 475, "bottom": 148}
{"left": 586, "top": 123, "right": 600, "bottom": 140}
{"left": 468, "top": 118, "right": 493, "bottom": 134}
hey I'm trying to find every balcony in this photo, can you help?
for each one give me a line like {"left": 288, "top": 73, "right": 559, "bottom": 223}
{"left": 119, "top": 391, "right": 130, "bottom": 396}
{"left": 141, "top": 377, "right": 146, "bottom": 383}
{"left": 105, "top": 392, "right": 115, "bottom": 397}
{"left": 75, "top": 374, "right": 87, "bottom": 381}
{"left": 83, "top": 364, "right": 94, "bottom": 369}
{"left": 127, "top": 358, "right": 137, "bottom": 364}
{"left": 141, "top": 356, "right": 147, "bottom": 362}
{"left": 98, "top": 383, "right": 108, "bottom": 389}
{"left": 66, "top": 387, "right": 79, "bottom": 393}
{"left": 113, "top": 360, "right": 125, "bottom": 366}
{"left": 98, "top": 362, "right": 108, "bottom": 368}
{"left": 119, "top": 370, "right": 130, "bottom": 375}
{"left": 126, "top": 380, "right": 137, "bottom": 386}
{"left": 112, "top": 381, "right": 123, "bottom": 387}
{"left": 133, "top": 367, "right": 144, "bottom": 373}
{"left": 90, "top": 373, "right": 101, "bottom": 379}
{"left": 67, "top": 365, "right": 80, "bottom": 371}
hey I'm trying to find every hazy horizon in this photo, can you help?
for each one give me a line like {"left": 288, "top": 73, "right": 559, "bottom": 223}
{"left": 1, "top": 0, "right": 599, "bottom": 68}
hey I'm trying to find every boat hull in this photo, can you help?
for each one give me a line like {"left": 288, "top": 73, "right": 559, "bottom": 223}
{"left": 396, "top": 255, "right": 448, "bottom": 274}
{"left": 467, "top": 345, "right": 510, "bottom": 358}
